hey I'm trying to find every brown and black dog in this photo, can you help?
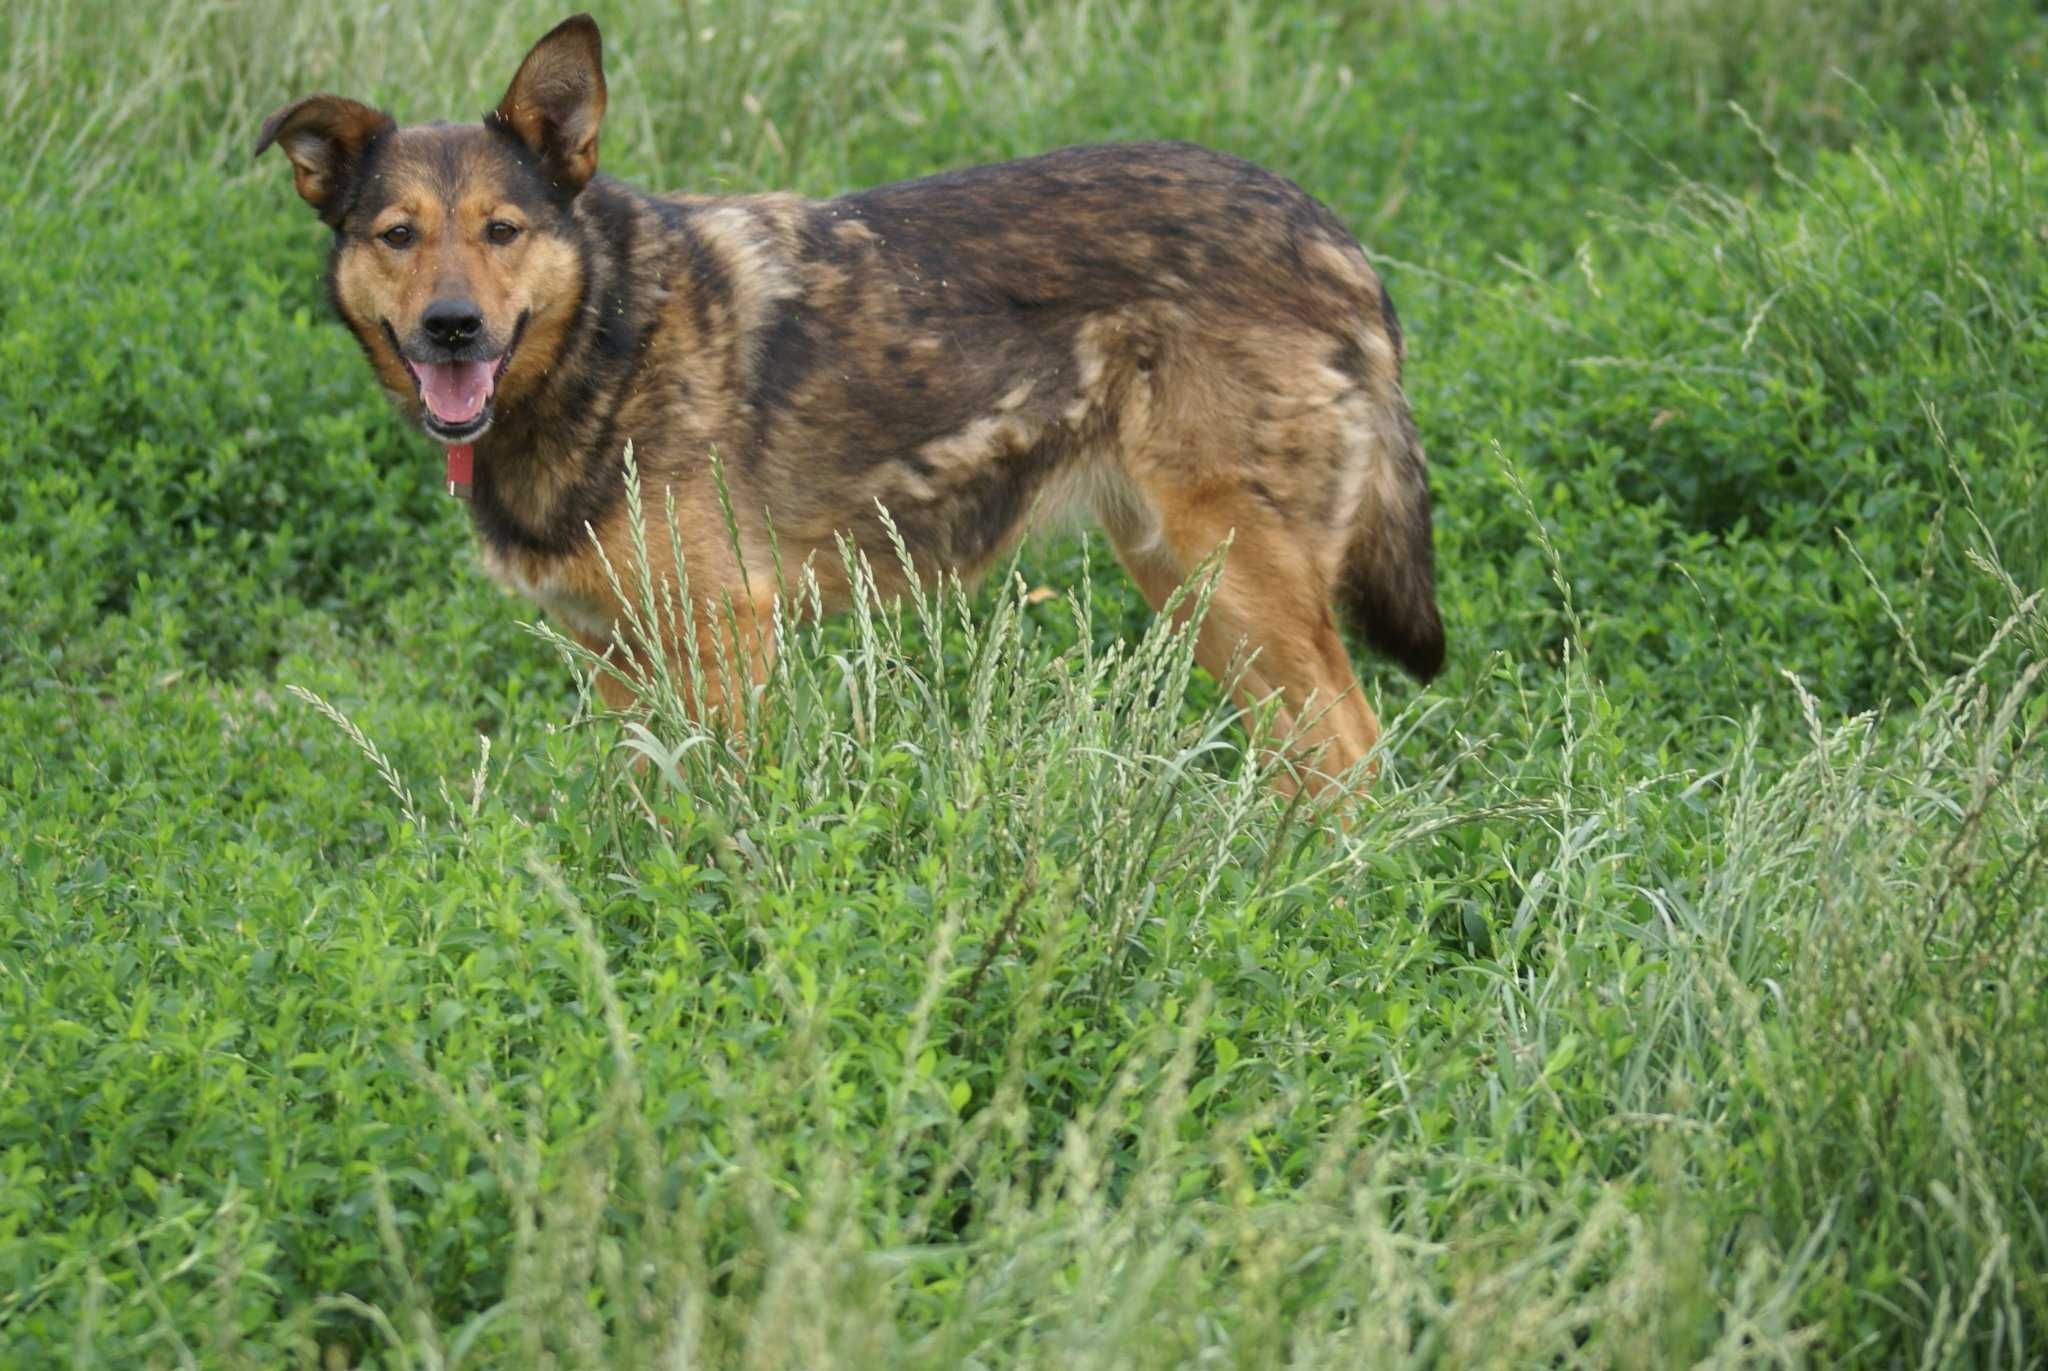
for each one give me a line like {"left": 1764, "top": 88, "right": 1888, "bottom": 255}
{"left": 257, "top": 14, "right": 1442, "bottom": 794}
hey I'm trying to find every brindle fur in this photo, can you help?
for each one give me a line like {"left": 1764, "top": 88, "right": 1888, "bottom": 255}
{"left": 258, "top": 14, "right": 1444, "bottom": 794}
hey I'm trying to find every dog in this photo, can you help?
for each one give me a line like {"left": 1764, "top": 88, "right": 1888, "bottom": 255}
{"left": 256, "top": 14, "right": 1443, "bottom": 794}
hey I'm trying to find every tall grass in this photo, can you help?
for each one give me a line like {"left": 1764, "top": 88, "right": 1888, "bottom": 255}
{"left": 116, "top": 455, "right": 2039, "bottom": 1366}
{"left": 5, "top": 0, "right": 2038, "bottom": 219}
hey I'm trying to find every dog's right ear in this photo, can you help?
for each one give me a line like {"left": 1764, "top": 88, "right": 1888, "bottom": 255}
{"left": 493, "top": 15, "right": 607, "bottom": 196}
{"left": 253, "top": 95, "right": 394, "bottom": 226}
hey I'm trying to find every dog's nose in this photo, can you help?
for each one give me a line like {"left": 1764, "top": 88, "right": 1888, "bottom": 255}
{"left": 421, "top": 298, "right": 484, "bottom": 350}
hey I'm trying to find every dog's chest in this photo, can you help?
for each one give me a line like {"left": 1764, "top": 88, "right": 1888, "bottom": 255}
{"left": 479, "top": 547, "right": 618, "bottom": 642}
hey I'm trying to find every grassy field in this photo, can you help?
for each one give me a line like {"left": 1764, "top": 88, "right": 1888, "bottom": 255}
{"left": 4, "top": 0, "right": 2046, "bottom": 1365}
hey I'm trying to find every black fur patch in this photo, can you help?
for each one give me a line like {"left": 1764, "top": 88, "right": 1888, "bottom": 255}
{"left": 749, "top": 302, "right": 818, "bottom": 454}
{"left": 1379, "top": 279, "right": 1404, "bottom": 365}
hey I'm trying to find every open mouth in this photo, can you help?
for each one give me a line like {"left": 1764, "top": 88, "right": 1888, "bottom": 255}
{"left": 387, "top": 314, "right": 527, "bottom": 441}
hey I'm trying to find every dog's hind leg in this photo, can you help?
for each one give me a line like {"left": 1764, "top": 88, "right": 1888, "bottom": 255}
{"left": 1100, "top": 479, "right": 1382, "bottom": 797}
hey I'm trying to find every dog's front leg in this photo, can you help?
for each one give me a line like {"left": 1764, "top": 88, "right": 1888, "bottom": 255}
{"left": 573, "top": 591, "right": 780, "bottom": 742}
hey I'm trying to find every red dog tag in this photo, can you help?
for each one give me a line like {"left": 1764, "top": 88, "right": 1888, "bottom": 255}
{"left": 446, "top": 443, "right": 474, "bottom": 500}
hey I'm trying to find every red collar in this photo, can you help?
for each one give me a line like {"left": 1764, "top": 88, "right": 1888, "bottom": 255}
{"left": 445, "top": 443, "right": 474, "bottom": 500}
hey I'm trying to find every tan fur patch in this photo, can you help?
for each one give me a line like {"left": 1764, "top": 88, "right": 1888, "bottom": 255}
{"left": 689, "top": 201, "right": 805, "bottom": 388}
{"left": 1307, "top": 237, "right": 1373, "bottom": 290}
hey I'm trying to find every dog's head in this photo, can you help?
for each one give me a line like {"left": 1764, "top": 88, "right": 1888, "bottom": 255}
{"left": 256, "top": 15, "right": 607, "bottom": 442}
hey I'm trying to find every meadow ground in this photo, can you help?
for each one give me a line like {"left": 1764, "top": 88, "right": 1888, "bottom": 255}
{"left": 3, "top": 0, "right": 2046, "bottom": 1365}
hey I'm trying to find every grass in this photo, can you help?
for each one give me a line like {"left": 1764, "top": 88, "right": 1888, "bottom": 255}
{"left": 2, "top": 0, "right": 2046, "bottom": 1365}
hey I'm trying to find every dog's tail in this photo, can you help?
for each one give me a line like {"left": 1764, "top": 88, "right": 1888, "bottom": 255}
{"left": 1335, "top": 391, "right": 1445, "bottom": 682}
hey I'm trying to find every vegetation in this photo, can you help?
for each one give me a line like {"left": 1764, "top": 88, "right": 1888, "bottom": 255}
{"left": 3, "top": 0, "right": 2044, "bottom": 1364}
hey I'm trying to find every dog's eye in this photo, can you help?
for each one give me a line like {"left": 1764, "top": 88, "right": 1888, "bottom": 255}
{"left": 486, "top": 220, "right": 522, "bottom": 246}
{"left": 379, "top": 224, "right": 415, "bottom": 249}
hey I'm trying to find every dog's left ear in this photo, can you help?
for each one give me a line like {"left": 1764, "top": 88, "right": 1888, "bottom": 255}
{"left": 254, "top": 95, "right": 395, "bottom": 225}
{"left": 493, "top": 14, "right": 607, "bottom": 196}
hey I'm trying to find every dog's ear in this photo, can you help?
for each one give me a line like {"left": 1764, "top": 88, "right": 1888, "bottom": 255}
{"left": 493, "top": 14, "right": 607, "bottom": 196}
{"left": 253, "top": 95, "right": 394, "bottom": 225}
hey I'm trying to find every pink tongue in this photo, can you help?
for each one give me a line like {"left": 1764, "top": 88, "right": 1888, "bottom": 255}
{"left": 414, "top": 359, "right": 494, "bottom": 424}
